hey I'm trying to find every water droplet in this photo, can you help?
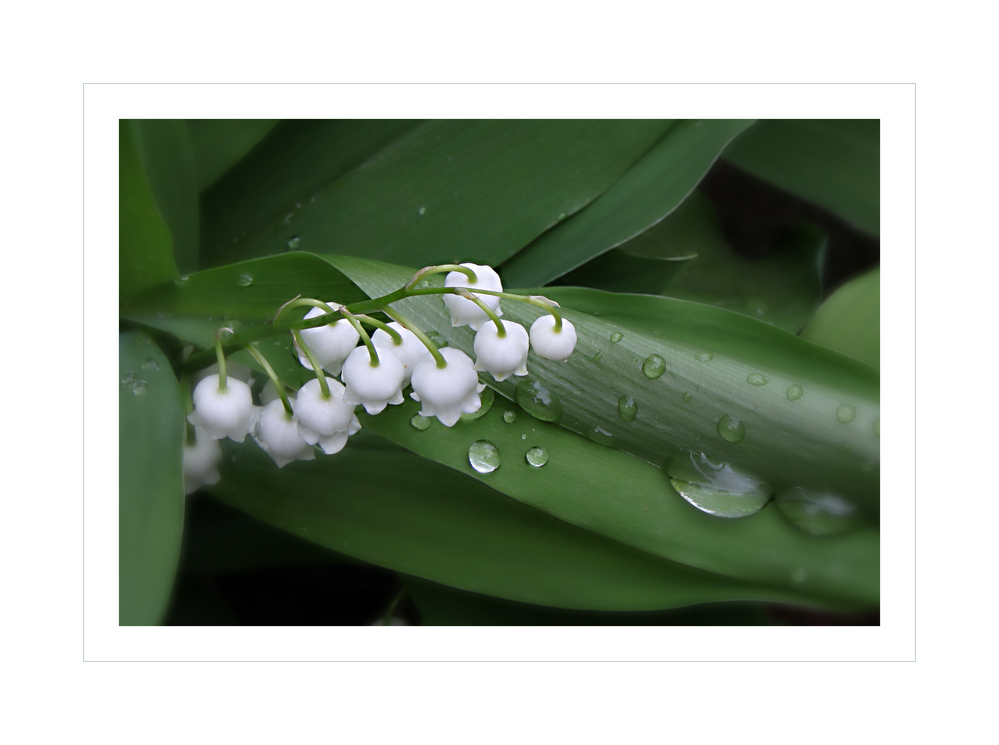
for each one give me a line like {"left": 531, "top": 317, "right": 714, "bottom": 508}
{"left": 173, "top": 275, "right": 189, "bottom": 286}
{"left": 776, "top": 487, "right": 861, "bottom": 536}
{"left": 521, "top": 433, "right": 527, "bottom": 440}
{"left": 141, "top": 357, "right": 160, "bottom": 372}
{"left": 284, "top": 212, "right": 294, "bottom": 225}
{"left": 746, "top": 373, "right": 767, "bottom": 386}
{"left": 419, "top": 206, "right": 426, "bottom": 215}
{"left": 786, "top": 384, "right": 803, "bottom": 401}
{"left": 558, "top": 212, "right": 567, "bottom": 220}
{"left": 515, "top": 380, "right": 562, "bottom": 423}
{"left": 410, "top": 414, "right": 431, "bottom": 431}
{"left": 681, "top": 392, "right": 692, "bottom": 403}
{"left": 287, "top": 235, "right": 302, "bottom": 250}
{"left": 131, "top": 381, "right": 149, "bottom": 396}
{"left": 872, "top": 418, "right": 880, "bottom": 437}
{"left": 502, "top": 410, "right": 517, "bottom": 424}
{"left": 592, "top": 351, "right": 602, "bottom": 361}
{"left": 461, "top": 387, "right": 494, "bottom": 421}
{"left": 836, "top": 404, "right": 856, "bottom": 423}
{"left": 238, "top": 273, "right": 254, "bottom": 287}
{"left": 716, "top": 414, "right": 745, "bottom": 443}
{"left": 617, "top": 395, "right": 638, "bottom": 422}
{"left": 695, "top": 351, "right": 713, "bottom": 363}
{"left": 121, "top": 371, "right": 137, "bottom": 385}
{"left": 609, "top": 332, "right": 623, "bottom": 344}
{"left": 468, "top": 440, "right": 501, "bottom": 474}
{"left": 525, "top": 446, "right": 550, "bottom": 467}
{"left": 642, "top": 355, "right": 666, "bottom": 379}
{"left": 666, "top": 452, "right": 771, "bottom": 518}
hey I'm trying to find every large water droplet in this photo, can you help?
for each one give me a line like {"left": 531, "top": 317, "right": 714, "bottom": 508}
{"left": 121, "top": 371, "right": 137, "bottom": 385}
{"left": 525, "top": 447, "right": 549, "bottom": 467}
{"left": 747, "top": 373, "right": 767, "bottom": 386}
{"left": 681, "top": 392, "right": 692, "bottom": 403}
{"left": 286, "top": 235, "right": 302, "bottom": 250}
{"left": 776, "top": 487, "right": 861, "bottom": 536}
{"left": 461, "top": 387, "right": 494, "bottom": 421}
{"left": 142, "top": 357, "right": 159, "bottom": 372}
{"left": 642, "top": 355, "right": 666, "bottom": 379}
{"left": 717, "top": 414, "right": 745, "bottom": 443}
{"left": 609, "top": 332, "right": 623, "bottom": 344}
{"left": 515, "top": 380, "right": 562, "bottom": 423}
{"left": 238, "top": 273, "right": 254, "bottom": 287}
{"left": 617, "top": 395, "right": 638, "bottom": 422}
{"left": 468, "top": 440, "right": 501, "bottom": 474}
{"left": 695, "top": 351, "right": 713, "bottom": 363}
{"left": 666, "top": 452, "right": 771, "bottom": 518}
{"left": 502, "top": 410, "right": 517, "bottom": 424}
{"left": 787, "top": 384, "right": 803, "bottom": 401}
{"left": 410, "top": 414, "right": 431, "bottom": 431}
{"left": 872, "top": 418, "right": 880, "bottom": 437}
{"left": 132, "top": 380, "right": 149, "bottom": 397}
{"left": 836, "top": 404, "right": 857, "bottom": 423}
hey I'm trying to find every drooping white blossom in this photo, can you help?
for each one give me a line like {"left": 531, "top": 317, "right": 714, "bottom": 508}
{"left": 410, "top": 347, "right": 485, "bottom": 427}
{"left": 341, "top": 345, "right": 406, "bottom": 415}
{"left": 529, "top": 315, "right": 578, "bottom": 362}
{"left": 371, "top": 322, "right": 432, "bottom": 385}
{"left": 188, "top": 374, "right": 260, "bottom": 442}
{"left": 253, "top": 398, "right": 316, "bottom": 468}
{"left": 183, "top": 425, "right": 222, "bottom": 495}
{"left": 295, "top": 377, "right": 361, "bottom": 455}
{"left": 294, "top": 303, "right": 359, "bottom": 376}
{"left": 442, "top": 263, "right": 503, "bottom": 330}
{"left": 472, "top": 319, "right": 530, "bottom": 382}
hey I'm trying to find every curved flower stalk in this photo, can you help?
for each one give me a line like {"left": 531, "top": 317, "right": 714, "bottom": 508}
{"left": 294, "top": 303, "right": 360, "bottom": 375}
{"left": 443, "top": 263, "right": 503, "bottom": 330}
{"left": 372, "top": 322, "right": 432, "bottom": 385}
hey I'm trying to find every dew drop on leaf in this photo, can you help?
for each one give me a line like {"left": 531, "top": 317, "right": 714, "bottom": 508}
{"left": 717, "top": 414, "right": 745, "bottom": 443}
{"left": 468, "top": 440, "right": 500, "bottom": 474}
{"left": 410, "top": 414, "right": 431, "bottom": 431}
{"left": 132, "top": 381, "right": 149, "bottom": 396}
{"left": 287, "top": 236, "right": 302, "bottom": 250}
{"left": 238, "top": 273, "right": 254, "bottom": 287}
{"left": 787, "top": 384, "right": 803, "bottom": 400}
{"left": 695, "top": 351, "right": 713, "bottom": 363}
{"left": 642, "top": 355, "right": 666, "bottom": 379}
{"left": 747, "top": 373, "right": 767, "bottom": 386}
{"left": 836, "top": 404, "right": 857, "bottom": 423}
{"left": 525, "top": 446, "right": 549, "bottom": 467}
{"left": 515, "top": 380, "right": 562, "bottom": 423}
{"left": 617, "top": 395, "right": 637, "bottom": 422}
{"left": 666, "top": 452, "right": 771, "bottom": 518}
{"left": 609, "top": 332, "right": 623, "bottom": 344}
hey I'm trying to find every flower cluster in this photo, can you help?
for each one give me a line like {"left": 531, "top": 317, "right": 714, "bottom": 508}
{"left": 183, "top": 261, "right": 578, "bottom": 490}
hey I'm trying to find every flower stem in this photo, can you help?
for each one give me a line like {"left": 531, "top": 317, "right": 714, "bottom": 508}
{"left": 273, "top": 297, "right": 338, "bottom": 325}
{"left": 244, "top": 343, "right": 294, "bottom": 418}
{"left": 383, "top": 308, "right": 447, "bottom": 369}
{"left": 214, "top": 335, "right": 228, "bottom": 392}
{"left": 405, "top": 264, "right": 477, "bottom": 290}
{"left": 340, "top": 310, "right": 380, "bottom": 367}
{"left": 457, "top": 289, "right": 505, "bottom": 337}
{"left": 292, "top": 330, "right": 330, "bottom": 399}
{"left": 353, "top": 314, "right": 403, "bottom": 345}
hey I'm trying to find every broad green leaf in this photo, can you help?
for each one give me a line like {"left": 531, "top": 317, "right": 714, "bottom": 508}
{"left": 553, "top": 249, "right": 694, "bottom": 295}
{"left": 132, "top": 120, "right": 200, "bottom": 274}
{"left": 187, "top": 119, "right": 278, "bottom": 190}
{"left": 206, "top": 432, "right": 804, "bottom": 611}
{"left": 119, "top": 331, "right": 184, "bottom": 625}
{"left": 119, "top": 120, "right": 177, "bottom": 301}
{"left": 323, "top": 255, "right": 880, "bottom": 524}
{"left": 723, "top": 119, "right": 880, "bottom": 236}
{"left": 202, "top": 120, "right": 672, "bottom": 270}
{"left": 801, "top": 268, "right": 880, "bottom": 369}
{"left": 501, "top": 119, "right": 754, "bottom": 287}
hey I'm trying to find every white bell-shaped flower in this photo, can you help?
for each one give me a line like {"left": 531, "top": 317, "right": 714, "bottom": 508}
{"left": 371, "top": 322, "right": 432, "bottom": 386}
{"left": 295, "top": 377, "right": 361, "bottom": 455}
{"left": 529, "top": 315, "right": 578, "bottom": 362}
{"left": 410, "top": 347, "right": 485, "bottom": 427}
{"left": 442, "top": 263, "right": 503, "bottom": 330}
{"left": 473, "top": 319, "right": 530, "bottom": 382}
{"left": 294, "top": 304, "right": 360, "bottom": 376}
{"left": 253, "top": 398, "right": 316, "bottom": 468}
{"left": 188, "top": 374, "right": 260, "bottom": 442}
{"left": 183, "top": 425, "right": 222, "bottom": 495}
{"left": 341, "top": 345, "right": 406, "bottom": 415}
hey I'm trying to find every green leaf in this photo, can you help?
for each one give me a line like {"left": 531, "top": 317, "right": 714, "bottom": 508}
{"left": 801, "top": 268, "right": 880, "bottom": 369}
{"left": 119, "top": 331, "right": 185, "bottom": 625}
{"left": 553, "top": 249, "right": 694, "bottom": 296}
{"left": 723, "top": 119, "right": 880, "bottom": 236}
{"left": 201, "top": 120, "right": 672, "bottom": 270}
{"left": 501, "top": 119, "right": 754, "bottom": 287}
{"left": 207, "top": 433, "right": 801, "bottom": 611}
{"left": 119, "top": 120, "right": 178, "bottom": 301}
{"left": 187, "top": 119, "right": 278, "bottom": 190}
{"left": 132, "top": 120, "right": 200, "bottom": 274}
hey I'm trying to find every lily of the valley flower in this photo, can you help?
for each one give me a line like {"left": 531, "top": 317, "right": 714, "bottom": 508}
{"left": 529, "top": 315, "right": 578, "bottom": 362}
{"left": 341, "top": 346, "right": 406, "bottom": 415}
{"left": 188, "top": 374, "right": 260, "bottom": 442}
{"left": 410, "top": 347, "right": 485, "bottom": 427}
{"left": 371, "top": 322, "right": 432, "bottom": 385}
{"left": 254, "top": 398, "right": 316, "bottom": 468}
{"left": 295, "top": 377, "right": 361, "bottom": 455}
{"left": 294, "top": 304, "right": 360, "bottom": 375}
{"left": 472, "top": 319, "right": 530, "bottom": 382}
{"left": 183, "top": 425, "right": 222, "bottom": 495}
{"left": 443, "top": 263, "right": 503, "bottom": 330}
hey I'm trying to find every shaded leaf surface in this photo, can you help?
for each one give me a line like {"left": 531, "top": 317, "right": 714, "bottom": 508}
{"left": 801, "top": 267, "right": 880, "bottom": 369}
{"left": 187, "top": 119, "right": 278, "bottom": 190}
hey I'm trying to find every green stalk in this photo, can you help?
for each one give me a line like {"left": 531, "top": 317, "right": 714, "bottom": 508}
{"left": 383, "top": 308, "right": 447, "bottom": 369}
{"left": 292, "top": 330, "right": 330, "bottom": 399}
{"left": 245, "top": 343, "right": 294, "bottom": 418}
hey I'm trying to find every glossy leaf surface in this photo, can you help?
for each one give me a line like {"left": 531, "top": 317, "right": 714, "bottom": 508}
{"left": 801, "top": 267, "right": 880, "bottom": 369}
